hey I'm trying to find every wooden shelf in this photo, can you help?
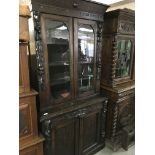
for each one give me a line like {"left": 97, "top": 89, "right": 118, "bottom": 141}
{"left": 49, "top": 61, "right": 70, "bottom": 66}
{"left": 79, "top": 61, "right": 93, "bottom": 64}
{"left": 51, "top": 77, "right": 70, "bottom": 86}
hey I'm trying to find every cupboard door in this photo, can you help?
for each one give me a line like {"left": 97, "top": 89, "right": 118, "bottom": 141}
{"left": 19, "top": 95, "right": 38, "bottom": 144}
{"left": 74, "top": 19, "right": 98, "bottom": 97}
{"left": 78, "top": 108, "right": 102, "bottom": 155}
{"left": 40, "top": 14, "right": 74, "bottom": 105}
{"left": 43, "top": 113, "right": 79, "bottom": 155}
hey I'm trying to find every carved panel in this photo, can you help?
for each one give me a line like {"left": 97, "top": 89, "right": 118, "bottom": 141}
{"left": 101, "top": 100, "right": 108, "bottom": 141}
{"left": 118, "top": 21, "right": 135, "bottom": 34}
{"left": 19, "top": 103, "right": 32, "bottom": 138}
{"left": 19, "top": 94, "right": 38, "bottom": 144}
{"left": 96, "top": 22, "right": 103, "bottom": 88}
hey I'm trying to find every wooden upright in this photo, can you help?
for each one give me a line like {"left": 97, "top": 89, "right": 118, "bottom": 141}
{"left": 19, "top": 4, "right": 44, "bottom": 155}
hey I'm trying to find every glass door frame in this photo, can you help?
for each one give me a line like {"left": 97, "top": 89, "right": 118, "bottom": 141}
{"left": 113, "top": 35, "right": 135, "bottom": 85}
{"left": 74, "top": 18, "right": 98, "bottom": 98}
{"left": 40, "top": 14, "right": 74, "bottom": 105}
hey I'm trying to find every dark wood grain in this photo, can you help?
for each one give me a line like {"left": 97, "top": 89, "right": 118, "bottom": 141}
{"left": 19, "top": 43, "right": 30, "bottom": 93}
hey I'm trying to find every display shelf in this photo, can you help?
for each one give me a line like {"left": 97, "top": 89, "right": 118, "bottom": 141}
{"left": 49, "top": 61, "right": 70, "bottom": 66}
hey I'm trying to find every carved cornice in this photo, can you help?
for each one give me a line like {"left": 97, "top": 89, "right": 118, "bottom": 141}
{"left": 33, "top": 11, "right": 45, "bottom": 91}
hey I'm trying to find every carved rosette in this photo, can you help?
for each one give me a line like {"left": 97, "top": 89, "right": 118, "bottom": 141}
{"left": 42, "top": 119, "right": 52, "bottom": 155}
{"left": 101, "top": 99, "right": 108, "bottom": 141}
{"left": 110, "top": 35, "right": 118, "bottom": 84}
{"left": 33, "top": 11, "right": 45, "bottom": 91}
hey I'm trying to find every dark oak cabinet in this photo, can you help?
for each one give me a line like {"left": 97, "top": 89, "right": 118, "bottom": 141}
{"left": 101, "top": 9, "right": 135, "bottom": 151}
{"left": 29, "top": 0, "right": 109, "bottom": 154}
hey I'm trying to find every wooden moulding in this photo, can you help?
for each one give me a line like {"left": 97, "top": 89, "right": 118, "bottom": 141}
{"left": 19, "top": 5, "right": 31, "bottom": 41}
{"left": 19, "top": 16, "right": 30, "bottom": 41}
{"left": 19, "top": 4, "right": 31, "bottom": 17}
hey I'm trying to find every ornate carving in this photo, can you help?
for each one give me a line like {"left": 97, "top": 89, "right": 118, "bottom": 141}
{"left": 110, "top": 35, "right": 118, "bottom": 82}
{"left": 111, "top": 104, "right": 118, "bottom": 140}
{"left": 96, "top": 22, "right": 103, "bottom": 74}
{"left": 118, "top": 22, "right": 135, "bottom": 34}
{"left": 80, "top": 12, "right": 103, "bottom": 21}
{"left": 42, "top": 119, "right": 52, "bottom": 155}
{"left": 33, "top": 11, "right": 45, "bottom": 91}
{"left": 101, "top": 99, "right": 108, "bottom": 141}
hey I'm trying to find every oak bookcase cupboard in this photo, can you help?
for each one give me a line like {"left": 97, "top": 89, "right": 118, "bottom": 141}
{"left": 29, "top": 0, "right": 109, "bottom": 155}
{"left": 19, "top": 4, "right": 44, "bottom": 155}
{"left": 101, "top": 9, "right": 135, "bottom": 151}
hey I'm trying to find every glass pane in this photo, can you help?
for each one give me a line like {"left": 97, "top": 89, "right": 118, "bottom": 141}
{"left": 115, "top": 40, "right": 132, "bottom": 78}
{"left": 45, "top": 19, "right": 71, "bottom": 103}
{"left": 78, "top": 24, "right": 95, "bottom": 94}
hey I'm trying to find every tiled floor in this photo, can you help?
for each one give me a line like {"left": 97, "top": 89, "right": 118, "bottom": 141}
{"left": 95, "top": 145, "right": 135, "bottom": 155}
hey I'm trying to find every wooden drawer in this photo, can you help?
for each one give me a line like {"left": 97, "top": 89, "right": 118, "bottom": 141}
{"left": 20, "top": 137, "right": 44, "bottom": 155}
{"left": 19, "top": 16, "right": 29, "bottom": 41}
{"left": 19, "top": 43, "right": 30, "bottom": 93}
{"left": 19, "top": 91, "right": 38, "bottom": 144}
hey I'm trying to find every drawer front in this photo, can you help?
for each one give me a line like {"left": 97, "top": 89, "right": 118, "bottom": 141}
{"left": 19, "top": 96, "right": 38, "bottom": 144}
{"left": 20, "top": 142, "right": 43, "bottom": 155}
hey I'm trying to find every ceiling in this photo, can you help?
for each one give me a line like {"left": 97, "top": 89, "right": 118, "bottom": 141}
{"left": 91, "top": 0, "right": 123, "bottom": 5}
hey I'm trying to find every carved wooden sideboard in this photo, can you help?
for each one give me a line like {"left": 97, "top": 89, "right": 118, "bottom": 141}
{"left": 101, "top": 9, "right": 135, "bottom": 151}
{"left": 29, "top": 0, "right": 109, "bottom": 155}
{"left": 19, "top": 4, "right": 44, "bottom": 155}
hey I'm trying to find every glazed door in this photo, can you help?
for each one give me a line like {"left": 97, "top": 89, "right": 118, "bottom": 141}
{"left": 41, "top": 14, "right": 74, "bottom": 106}
{"left": 114, "top": 36, "right": 135, "bottom": 84}
{"left": 74, "top": 19, "right": 98, "bottom": 98}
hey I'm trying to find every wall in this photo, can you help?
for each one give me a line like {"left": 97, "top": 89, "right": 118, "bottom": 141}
{"left": 107, "top": 0, "right": 135, "bottom": 11}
